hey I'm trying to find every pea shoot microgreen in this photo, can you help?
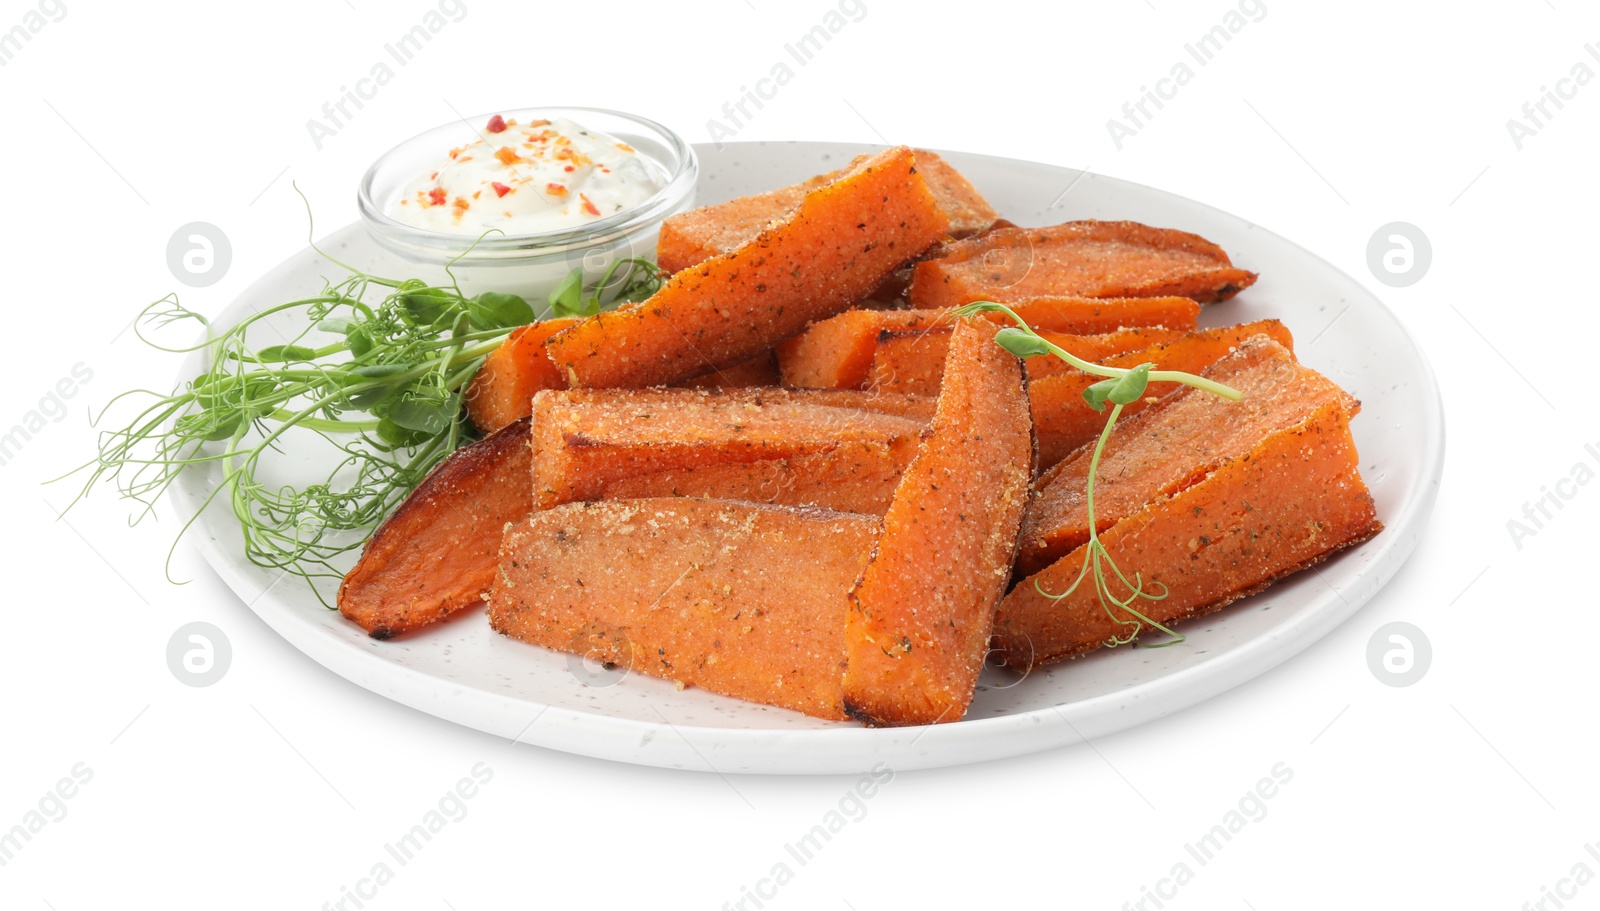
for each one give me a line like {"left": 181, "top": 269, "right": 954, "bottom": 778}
{"left": 952, "top": 301, "right": 1243, "bottom": 648}
{"left": 57, "top": 251, "right": 665, "bottom": 603}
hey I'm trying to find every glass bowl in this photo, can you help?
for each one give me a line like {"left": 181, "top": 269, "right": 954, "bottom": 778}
{"left": 357, "top": 106, "right": 697, "bottom": 300}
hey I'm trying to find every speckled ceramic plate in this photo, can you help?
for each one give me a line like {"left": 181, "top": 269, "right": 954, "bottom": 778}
{"left": 173, "top": 141, "right": 1444, "bottom": 774}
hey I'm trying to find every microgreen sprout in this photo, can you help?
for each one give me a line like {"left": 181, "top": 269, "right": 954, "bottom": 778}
{"left": 953, "top": 301, "right": 1243, "bottom": 648}
{"left": 57, "top": 251, "right": 665, "bottom": 603}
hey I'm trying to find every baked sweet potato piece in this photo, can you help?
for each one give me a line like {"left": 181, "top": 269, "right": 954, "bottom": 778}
{"left": 1031, "top": 319, "right": 1295, "bottom": 467}
{"left": 993, "top": 399, "right": 1381, "bottom": 669}
{"left": 463, "top": 318, "right": 578, "bottom": 434}
{"left": 776, "top": 310, "right": 951, "bottom": 390}
{"left": 604, "top": 437, "right": 919, "bottom": 515}
{"left": 871, "top": 325, "right": 1187, "bottom": 395}
{"left": 488, "top": 499, "right": 880, "bottom": 720}
{"left": 994, "top": 296, "right": 1202, "bottom": 335}
{"left": 1017, "top": 336, "right": 1358, "bottom": 576}
{"left": 916, "top": 151, "right": 1000, "bottom": 240}
{"left": 531, "top": 387, "right": 933, "bottom": 509}
{"left": 841, "top": 320, "right": 1034, "bottom": 726}
{"left": 655, "top": 149, "right": 996, "bottom": 273}
{"left": 908, "top": 221, "right": 1258, "bottom": 309}
{"left": 547, "top": 146, "right": 949, "bottom": 388}
{"left": 776, "top": 302, "right": 1195, "bottom": 391}
{"left": 338, "top": 418, "right": 532, "bottom": 639}
{"left": 671, "top": 351, "right": 780, "bottom": 388}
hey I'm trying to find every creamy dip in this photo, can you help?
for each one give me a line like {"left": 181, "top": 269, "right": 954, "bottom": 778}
{"left": 390, "top": 114, "right": 664, "bottom": 235}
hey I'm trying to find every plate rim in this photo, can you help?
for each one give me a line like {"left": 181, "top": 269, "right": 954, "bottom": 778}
{"left": 174, "top": 140, "right": 1446, "bottom": 775}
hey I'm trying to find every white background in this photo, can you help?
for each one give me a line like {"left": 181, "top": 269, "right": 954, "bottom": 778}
{"left": 3, "top": 0, "right": 1597, "bottom": 908}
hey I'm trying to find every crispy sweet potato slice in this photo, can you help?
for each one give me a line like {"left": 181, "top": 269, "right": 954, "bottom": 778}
{"left": 547, "top": 146, "right": 949, "bottom": 388}
{"left": 841, "top": 320, "right": 1034, "bottom": 726}
{"left": 916, "top": 151, "right": 1000, "bottom": 240}
{"left": 1030, "top": 320, "right": 1295, "bottom": 467}
{"left": 464, "top": 318, "right": 578, "bottom": 434}
{"left": 776, "top": 310, "right": 951, "bottom": 389}
{"left": 996, "top": 296, "right": 1202, "bottom": 334}
{"left": 604, "top": 437, "right": 919, "bottom": 515}
{"left": 655, "top": 149, "right": 996, "bottom": 273}
{"left": 1017, "top": 336, "right": 1358, "bottom": 576}
{"left": 531, "top": 387, "right": 933, "bottom": 509}
{"left": 908, "top": 220, "right": 1258, "bottom": 309}
{"left": 777, "top": 302, "right": 1196, "bottom": 391}
{"left": 993, "top": 400, "right": 1382, "bottom": 669}
{"left": 871, "top": 325, "right": 1188, "bottom": 395}
{"left": 488, "top": 499, "right": 880, "bottom": 720}
{"left": 338, "top": 418, "right": 532, "bottom": 639}
{"left": 671, "top": 351, "right": 780, "bottom": 388}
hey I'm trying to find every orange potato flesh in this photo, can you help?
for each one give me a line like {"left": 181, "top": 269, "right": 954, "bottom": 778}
{"left": 547, "top": 146, "right": 950, "bottom": 388}
{"left": 777, "top": 302, "right": 1196, "bottom": 391}
{"left": 995, "top": 296, "right": 1202, "bottom": 334}
{"left": 870, "top": 325, "right": 1188, "bottom": 396}
{"left": 1030, "top": 319, "right": 1295, "bottom": 468}
{"left": 1017, "top": 336, "right": 1359, "bottom": 576}
{"left": 993, "top": 400, "right": 1382, "bottom": 669}
{"left": 908, "top": 220, "right": 1258, "bottom": 309}
{"left": 777, "top": 310, "right": 950, "bottom": 390}
{"left": 914, "top": 151, "right": 1001, "bottom": 239}
{"left": 338, "top": 417, "right": 532, "bottom": 639}
{"left": 604, "top": 437, "right": 919, "bottom": 515}
{"left": 463, "top": 318, "right": 578, "bottom": 434}
{"left": 655, "top": 149, "right": 996, "bottom": 274}
{"left": 488, "top": 499, "right": 880, "bottom": 720}
{"left": 530, "top": 387, "right": 933, "bottom": 509}
{"left": 841, "top": 320, "right": 1035, "bottom": 726}
{"left": 671, "top": 351, "right": 780, "bottom": 388}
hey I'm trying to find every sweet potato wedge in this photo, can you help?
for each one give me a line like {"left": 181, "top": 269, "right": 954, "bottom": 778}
{"left": 871, "top": 325, "right": 1188, "bottom": 395}
{"left": 672, "top": 351, "right": 780, "bottom": 388}
{"left": 776, "top": 310, "right": 951, "bottom": 390}
{"left": 1030, "top": 319, "right": 1295, "bottom": 467}
{"left": 1017, "top": 336, "right": 1358, "bottom": 576}
{"left": 655, "top": 149, "right": 996, "bottom": 273}
{"left": 463, "top": 318, "right": 578, "bottom": 434}
{"left": 338, "top": 417, "right": 532, "bottom": 639}
{"left": 993, "top": 399, "right": 1381, "bottom": 669}
{"left": 604, "top": 437, "right": 919, "bottom": 515}
{"left": 488, "top": 499, "right": 880, "bottom": 720}
{"left": 908, "top": 221, "right": 1258, "bottom": 309}
{"left": 547, "top": 146, "right": 949, "bottom": 388}
{"left": 531, "top": 387, "right": 933, "bottom": 509}
{"left": 776, "top": 302, "right": 1196, "bottom": 391}
{"left": 916, "top": 150, "right": 1000, "bottom": 240}
{"left": 841, "top": 320, "right": 1034, "bottom": 726}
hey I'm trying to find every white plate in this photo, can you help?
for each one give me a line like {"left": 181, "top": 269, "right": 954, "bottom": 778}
{"left": 173, "top": 141, "right": 1444, "bottom": 774}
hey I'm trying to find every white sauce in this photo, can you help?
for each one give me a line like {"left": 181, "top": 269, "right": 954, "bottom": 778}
{"left": 390, "top": 115, "right": 664, "bottom": 235}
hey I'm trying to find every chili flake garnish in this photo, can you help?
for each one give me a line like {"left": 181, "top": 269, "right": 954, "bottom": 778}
{"left": 427, "top": 187, "right": 448, "bottom": 206}
{"left": 494, "top": 147, "right": 522, "bottom": 166}
{"left": 546, "top": 183, "right": 568, "bottom": 196}
{"left": 485, "top": 114, "right": 507, "bottom": 133}
{"left": 491, "top": 181, "right": 513, "bottom": 198}
{"left": 580, "top": 193, "right": 601, "bottom": 217}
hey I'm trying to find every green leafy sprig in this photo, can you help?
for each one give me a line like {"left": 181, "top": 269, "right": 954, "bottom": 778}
{"left": 952, "top": 301, "right": 1243, "bottom": 648}
{"left": 58, "top": 256, "right": 665, "bottom": 602}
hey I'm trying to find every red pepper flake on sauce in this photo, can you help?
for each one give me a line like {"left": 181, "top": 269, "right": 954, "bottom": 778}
{"left": 485, "top": 114, "right": 507, "bottom": 134}
{"left": 491, "top": 181, "right": 513, "bottom": 198}
{"left": 494, "top": 147, "right": 522, "bottom": 166}
{"left": 580, "top": 193, "right": 601, "bottom": 217}
{"left": 546, "top": 183, "right": 568, "bottom": 197}
{"left": 427, "top": 187, "right": 448, "bottom": 206}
